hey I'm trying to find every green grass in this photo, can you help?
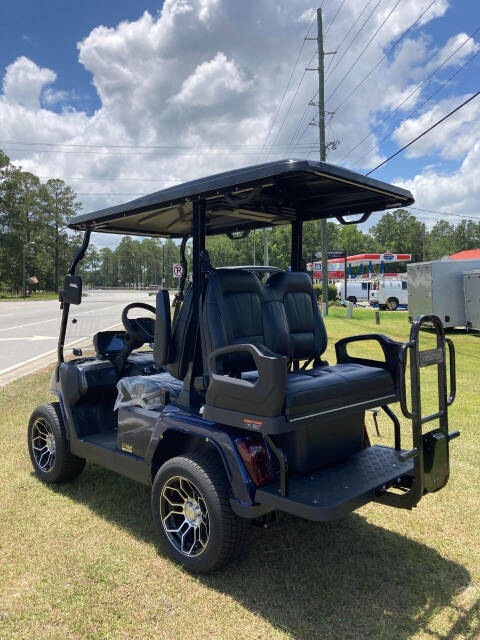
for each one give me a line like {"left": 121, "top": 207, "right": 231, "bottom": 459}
{"left": 0, "top": 307, "right": 478, "bottom": 639}
{"left": 0, "top": 291, "right": 59, "bottom": 301}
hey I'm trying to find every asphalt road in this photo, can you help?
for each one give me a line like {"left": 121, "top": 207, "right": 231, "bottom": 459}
{"left": 0, "top": 289, "right": 155, "bottom": 375}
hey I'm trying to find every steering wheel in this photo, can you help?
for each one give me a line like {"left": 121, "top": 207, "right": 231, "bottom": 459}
{"left": 121, "top": 302, "right": 156, "bottom": 345}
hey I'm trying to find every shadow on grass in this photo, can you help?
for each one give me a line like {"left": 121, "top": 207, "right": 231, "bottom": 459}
{"left": 49, "top": 464, "right": 473, "bottom": 640}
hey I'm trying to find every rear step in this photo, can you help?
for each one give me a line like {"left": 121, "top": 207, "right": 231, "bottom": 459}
{"left": 255, "top": 445, "right": 413, "bottom": 522}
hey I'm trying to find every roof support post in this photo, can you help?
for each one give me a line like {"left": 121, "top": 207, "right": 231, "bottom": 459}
{"left": 57, "top": 229, "right": 91, "bottom": 372}
{"left": 177, "top": 198, "right": 206, "bottom": 407}
{"left": 291, "top": 220, "right": 303, "bottom": 272}
{"left": 192, "top": 198, "right": 206, "bottom": 339}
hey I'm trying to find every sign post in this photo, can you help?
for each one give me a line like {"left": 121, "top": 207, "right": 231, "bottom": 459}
{"left": 327, "top": 250, "right": 347, "bottom": 302}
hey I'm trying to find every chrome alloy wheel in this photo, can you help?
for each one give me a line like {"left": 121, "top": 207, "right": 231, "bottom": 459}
{"left": 31, "top": 417, "right": 56, "bottom": 472}
{"left": 160, "top": 476, "right": 210, "bottom": 557}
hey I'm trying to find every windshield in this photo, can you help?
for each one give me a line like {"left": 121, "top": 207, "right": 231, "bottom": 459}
{"left": 64, "top": 288, "right": 155, "bottom": 360}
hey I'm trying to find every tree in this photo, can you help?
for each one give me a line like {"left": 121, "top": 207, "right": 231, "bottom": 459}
{"left": 42, "top": 179, "right": 79, "bottom": 291}
{"left": 370, "top": 209, "right": 425, "bottom": 264}
{"left": 1, "top": 169, "right": 45, "bottom": 296}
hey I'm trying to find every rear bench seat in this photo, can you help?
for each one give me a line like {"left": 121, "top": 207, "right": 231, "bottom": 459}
{"left": 202, "top": 269, "right": 399, "bottom": 430}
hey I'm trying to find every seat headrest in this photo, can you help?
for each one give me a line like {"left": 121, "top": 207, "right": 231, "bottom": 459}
{"left": 211, "top": 268, "right": 264, "bottom": 295}
{"left": 266, "top": 271, "right": 313, "bottom": 294}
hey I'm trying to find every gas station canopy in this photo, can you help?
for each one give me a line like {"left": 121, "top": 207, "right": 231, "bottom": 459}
{"left": 308, "top": 251, "right": 412, "bottom": 279}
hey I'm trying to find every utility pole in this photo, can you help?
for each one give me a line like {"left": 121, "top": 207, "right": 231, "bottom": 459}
{"left": 263, "top": 229, "right": 269, "bottom": 265}
{"left": 307, "top": 9, "right": 331, "bottom": 314}
{"left": 317, "top": 8, "right": 329, "bottom": 315}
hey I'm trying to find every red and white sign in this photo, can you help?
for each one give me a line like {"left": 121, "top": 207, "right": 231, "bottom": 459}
{"left": 173, "top": 263, "right": 184, "bottom": 278}
{"left": 307, "top": 252, "right": 412, "bottom": 279}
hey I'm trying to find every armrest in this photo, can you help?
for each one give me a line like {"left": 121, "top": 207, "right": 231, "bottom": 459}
{"left": 206, "top": 344, "right": 288, "bottom": 418}
{"left": 335, "top": 333, "right": 403, "bottom": 380}
{"left": 208, "top": 343, "right": 284, "bottom": 376}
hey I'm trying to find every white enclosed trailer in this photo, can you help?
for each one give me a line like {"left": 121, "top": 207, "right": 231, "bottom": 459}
{"left": 464, "top": 270, "right": 480, "bottom": 330}
{"left": 408, "top": 259, "right": 480, "bottom": 328}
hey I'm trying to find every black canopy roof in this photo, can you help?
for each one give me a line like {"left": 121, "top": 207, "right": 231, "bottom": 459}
{"left": 69, "top": 159, "right": 414, "bottom": 238}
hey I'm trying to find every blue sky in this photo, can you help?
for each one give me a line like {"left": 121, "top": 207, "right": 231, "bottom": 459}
{"left": 0, "top": 1, "right": 161, "bottom": 115}
{"left": 1, "top": 0, "right": 479, "bottom": 246}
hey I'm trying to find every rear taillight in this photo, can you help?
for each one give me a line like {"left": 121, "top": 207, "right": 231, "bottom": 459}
{"left": 235, "top": 436, "right": 273, "bottom": 487}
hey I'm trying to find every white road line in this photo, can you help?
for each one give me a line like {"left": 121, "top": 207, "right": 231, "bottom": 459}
{"left": 0, "top": 321, "right": 122, "bottom": 376}
{"left": 0, "top": 313, "right": 14, "bottom": 318}
{"left": 0, "top": 336, "right": 57, "bottom": 342}
{"left": 0, "top": 303, "right": 125, "bottom": 333}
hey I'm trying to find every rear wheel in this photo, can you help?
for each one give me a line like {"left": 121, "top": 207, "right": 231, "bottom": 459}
{"left": 387, "top": 297, "right": 399, "bottom": 311}
{"left": 152, "top": 453, "right": 247, "bottom": 573}
{"left": 28, "top": 403, "right": 85, "bottom": 483}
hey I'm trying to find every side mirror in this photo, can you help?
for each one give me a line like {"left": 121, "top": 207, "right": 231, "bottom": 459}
{"left": 59, "top": 274, "right": 82, "bottom": 305}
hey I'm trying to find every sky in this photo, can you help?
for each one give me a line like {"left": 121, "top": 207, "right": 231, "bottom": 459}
{"left": 1, "top": 0, "right": 480, "bottom": 248}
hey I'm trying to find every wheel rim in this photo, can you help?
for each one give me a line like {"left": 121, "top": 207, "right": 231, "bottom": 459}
{"left": 160, "top": 475, "right": 210, "bottom": 557}
{"left": 31, "top": 417, "right": 56, "bottom": 472}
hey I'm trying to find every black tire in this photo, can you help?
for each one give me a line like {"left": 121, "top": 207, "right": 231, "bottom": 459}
{"left": 387, "top": 297, "right": 399, "bottom": 311}
{"left": 347, "top": 296, "right": 357, "bottom": 305}
{"left": 28, "top": 403, "right": 85, "bottom": 483}
{"left": 379, "top": 304, "right": 387, "bottom": 310}
{"left": 152, "top": 452, "right": 247, "bottom": 573}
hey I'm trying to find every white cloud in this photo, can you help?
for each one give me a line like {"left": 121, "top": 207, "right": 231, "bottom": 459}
{"left": 424, "top": 32, "right": 480, "bottom": 74}
{"left": 391, "top": 94, "right": 480, "bottom": 159}
{"left": 42, "top": 88, "right": 69, "bottom": 106}
{"left": 396, "top": 140, "right": 480, "bottom": 216}
{"left": 171, "top": 52, "right": 252, "bottom": 106}
{"left": 1, "top": 0, "right": 478, "bottom": 247}
{"left": 2, "top": 56, "right": 56, "bottom": 110}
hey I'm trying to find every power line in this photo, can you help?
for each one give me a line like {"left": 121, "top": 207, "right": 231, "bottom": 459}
{"left": 325, "top": 0, "right": 383, "bottom": 82}
{"left": 0, "top": 139, "right": 318, "bottom": 150}
{"left": 324, "top": 0, "right": 347, "bottom": 38}
{"left": 409, "top": 206, "right": 480, "bottom": 221}
{"left": 259, "top": 15, "right": 316, "bottom": 155}
{"left": 332, "top": 0, "right": 437, "bottom": 115}
{"left": 2, "top": 147, "right": 319, "bottom": 158}
{"left": 265, "top": 49, "right": 317, "bottom": 159}
{"left": 283, "top": 0, "right": 384, "bottom": 153}
{"left": 326, "top": 0, "right": 404, "bottom": 105}
{"left": 324, "top": 0, "right": 378, "bottom": 77}
{"left": 340, "top": 27, "right": 480, "bottom": 165}
{"left": 353, "top": 43, "right": 480, "bottom": 168}
{"left": 366, "top": 90, "right": 480, "bottom": 175}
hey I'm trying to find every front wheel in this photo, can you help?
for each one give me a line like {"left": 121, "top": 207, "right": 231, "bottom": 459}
{"left": 28, "top": 403, "right": 85, "bottom": 483}
{"left": 387, "top": 297, "right": 399, "bottom": 311}
{"left": 152, "top": 453, "right": 247, "bottom": 573}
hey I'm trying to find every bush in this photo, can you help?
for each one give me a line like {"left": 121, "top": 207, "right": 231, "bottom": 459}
{"left": 313, "top": 282, "right": 338, "bottom": 302}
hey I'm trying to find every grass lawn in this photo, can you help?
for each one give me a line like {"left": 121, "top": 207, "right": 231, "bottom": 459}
{"left": 0, "top": 307, "right": 478, "bottom": 639}
{"left": 0, "top": 292, "right": 59, "bottom": 301}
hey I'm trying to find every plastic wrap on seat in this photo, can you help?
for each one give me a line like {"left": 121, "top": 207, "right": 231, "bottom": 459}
{"left": 114, "top": 373, "right": 183, "bottom": 411}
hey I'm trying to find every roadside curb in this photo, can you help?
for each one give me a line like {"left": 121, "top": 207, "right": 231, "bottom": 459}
{"left": 0, "top": 322, "right": 122, "bottom": 388}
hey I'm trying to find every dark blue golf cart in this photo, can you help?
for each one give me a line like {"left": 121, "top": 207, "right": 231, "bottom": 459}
{"left": 28, "top": 160, "right": 458, "bottom": 573}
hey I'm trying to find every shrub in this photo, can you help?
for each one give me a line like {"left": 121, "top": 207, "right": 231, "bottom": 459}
{"left": 313, "top": 282, "right": 338, "bottom": 302}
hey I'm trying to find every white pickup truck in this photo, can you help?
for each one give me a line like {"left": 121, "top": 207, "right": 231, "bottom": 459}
{"left": 369, "top": 278, "right": 408, "bottom": 310}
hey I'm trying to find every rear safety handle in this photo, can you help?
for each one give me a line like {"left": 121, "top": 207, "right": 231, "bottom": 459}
{"left": 398, "top": 447, "right": 419, "bottom": 462}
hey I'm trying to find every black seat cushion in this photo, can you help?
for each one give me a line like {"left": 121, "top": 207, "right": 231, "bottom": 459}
{"left": 244, "top": 363, "right": 395, "bottom": 420}
{"left": 285, "top": 364, "right": 395, "bottom": 419}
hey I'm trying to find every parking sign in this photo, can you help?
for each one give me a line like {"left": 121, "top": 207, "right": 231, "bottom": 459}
{"left": 173, "top": 263, "right": 184, "bottom": 278}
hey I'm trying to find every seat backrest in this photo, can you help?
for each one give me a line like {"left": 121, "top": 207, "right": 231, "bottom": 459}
{"left": 202, "top": 269, "right": 288, "bottom": 374}
{"left": 165, "top": 284, "right": 196, "bottom": 380}
{"left": 266, "top": 271, "right": 327, "bottom": 362}
{"left": 201, "top": 268, "right": 326, "bottom": 373}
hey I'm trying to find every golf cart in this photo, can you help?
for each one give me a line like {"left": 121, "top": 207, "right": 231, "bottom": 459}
{"left": 28, "top": 160, "right": 459, "bottom": 573}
